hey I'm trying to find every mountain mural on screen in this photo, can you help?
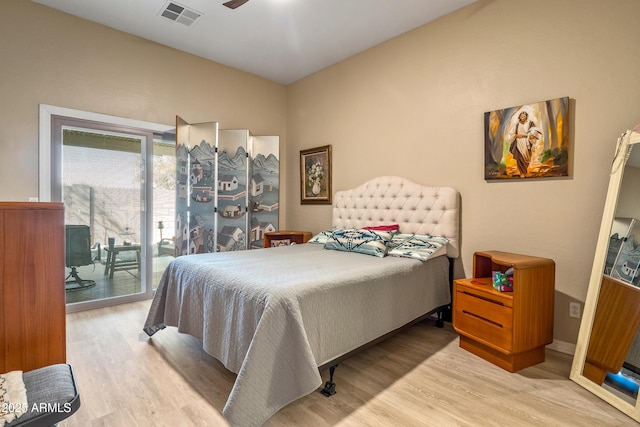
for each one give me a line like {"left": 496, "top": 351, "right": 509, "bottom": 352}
{"left": 218, "top": 146, "right": 246, "bottom": 170}
{"left": 253, "top": 153, "right": 279, "bottom": 172}
{"left": 175, "top": 133, "right": 279, "bottom": 255}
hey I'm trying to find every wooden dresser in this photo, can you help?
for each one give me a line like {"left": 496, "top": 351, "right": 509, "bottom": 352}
{"left": 453, "top": 250, "right": 555, "bottom": 372}
{"left": 0, "top": 202, "right": 66, "bottom": 372}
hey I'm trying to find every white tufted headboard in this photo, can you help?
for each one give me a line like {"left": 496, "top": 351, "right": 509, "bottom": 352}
{"left": 332, "top": 176, "right": 460, "bottom": 258}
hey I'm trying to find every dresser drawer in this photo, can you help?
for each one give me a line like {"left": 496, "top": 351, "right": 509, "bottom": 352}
{"left": 455, "top": 289, "right": 513, "bottom": 351}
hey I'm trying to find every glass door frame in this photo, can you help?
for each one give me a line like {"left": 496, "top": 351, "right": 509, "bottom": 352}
{"left": 39, "top": 104, "right": 174, "bottom": 313}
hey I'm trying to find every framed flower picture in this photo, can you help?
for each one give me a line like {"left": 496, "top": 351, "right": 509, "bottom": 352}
{"left": 300, "top": 145, "right": 332, "bottom": 204}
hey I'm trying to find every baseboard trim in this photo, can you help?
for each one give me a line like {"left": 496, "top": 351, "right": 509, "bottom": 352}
{"left": 548, "top": 339, "right": 576, "bottom": 355}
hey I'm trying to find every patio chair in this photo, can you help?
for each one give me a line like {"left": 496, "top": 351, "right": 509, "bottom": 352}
{"left": 65, "top": 225, "right": 96, "bottom": 290}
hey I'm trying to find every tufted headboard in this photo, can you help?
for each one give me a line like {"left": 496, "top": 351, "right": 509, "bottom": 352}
{"left": 332, "top": 176, "right": 460, "bottom": 258}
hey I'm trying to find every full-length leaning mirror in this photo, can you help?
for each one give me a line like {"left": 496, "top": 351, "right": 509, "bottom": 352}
{"left": 571, "top": 126, "right": 640, "bottom": 421}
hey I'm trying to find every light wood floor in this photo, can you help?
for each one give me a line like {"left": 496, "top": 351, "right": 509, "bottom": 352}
{"left": 60, "top": 300, "right": 637, "bottom": 426}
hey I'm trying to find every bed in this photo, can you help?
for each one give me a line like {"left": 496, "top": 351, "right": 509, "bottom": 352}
{"left": 144, "top": 176, "right": 460, "bottom": 426}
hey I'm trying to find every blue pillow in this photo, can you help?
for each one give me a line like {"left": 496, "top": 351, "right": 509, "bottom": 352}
{"left": 387, "top": 234, "right": 448, "bottom": 261}
{"left": 308, "top": 229, "right": 338, "bottom": 244}
{"left": 324, "top": 228, "right": 392, "bottom": 257}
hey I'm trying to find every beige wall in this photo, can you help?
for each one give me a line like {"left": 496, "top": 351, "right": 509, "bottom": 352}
{"left": 0, "top": 0, "right": 288, "bottom": 212}
{"left": 286, "top": 0, "right": 640, "bottom": 345}
{"left": 4, "top": 0, "right": 640, "bottom": 345}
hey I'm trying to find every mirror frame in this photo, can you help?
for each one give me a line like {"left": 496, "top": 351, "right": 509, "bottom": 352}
{"left": 571, "top": 128, "right": 640, "bottom": 420}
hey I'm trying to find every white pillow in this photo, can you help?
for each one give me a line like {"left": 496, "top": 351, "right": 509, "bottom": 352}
{"left": 387, "top": 234, "right": 448, "bottom": 261}
{"left": 307, "top": 228, "right": 338, "bottom": 244}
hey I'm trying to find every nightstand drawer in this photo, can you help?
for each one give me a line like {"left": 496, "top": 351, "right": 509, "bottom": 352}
{"left": 455, "top": 289, "right": 513, "bottom": 351}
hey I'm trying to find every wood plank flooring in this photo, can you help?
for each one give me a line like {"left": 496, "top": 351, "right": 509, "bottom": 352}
{"left": 60, "top": 300, "right": 637, "bottom": 426}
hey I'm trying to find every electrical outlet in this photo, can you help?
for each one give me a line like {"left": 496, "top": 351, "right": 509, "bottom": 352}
{"left": 28, "top": 197, "right": 39, "bottom": 202}
{"left": 569, "top": 302, "right": 581, "bottom": 318}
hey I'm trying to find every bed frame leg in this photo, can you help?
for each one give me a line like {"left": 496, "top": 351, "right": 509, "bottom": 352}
{"left": 320, "top": 365, "right": 338, "bottom": 397}
{"left": 435, "top": 310, "right": 444, "bottom": 328}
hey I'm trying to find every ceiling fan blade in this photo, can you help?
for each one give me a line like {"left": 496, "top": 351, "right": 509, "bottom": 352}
{"left": 223, "top": 0, "right": 249, "bottom": 9}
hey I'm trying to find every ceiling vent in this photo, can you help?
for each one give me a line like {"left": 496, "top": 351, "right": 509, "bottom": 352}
{"left": 160, "top": 1, "right": 202, "bottom": 27}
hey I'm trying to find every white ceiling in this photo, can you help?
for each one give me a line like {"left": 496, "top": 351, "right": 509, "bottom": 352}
{"left": 32, "top": 0, "right": 476, "bottom": 84}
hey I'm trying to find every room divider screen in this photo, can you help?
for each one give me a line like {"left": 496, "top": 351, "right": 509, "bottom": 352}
{"left": 174, "top": 117, "right": 279, "bottom": 255}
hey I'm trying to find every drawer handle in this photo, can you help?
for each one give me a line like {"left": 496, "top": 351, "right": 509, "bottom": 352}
{"left": 462, "top": 290, "right": 505, "bottom": 306}
{"left": 462, "top": 310, "right": 503, "bottom": 328}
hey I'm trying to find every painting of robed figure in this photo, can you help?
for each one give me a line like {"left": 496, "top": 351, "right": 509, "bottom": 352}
{"left": 484, "top": 97, "right": 569, "bottom": 180}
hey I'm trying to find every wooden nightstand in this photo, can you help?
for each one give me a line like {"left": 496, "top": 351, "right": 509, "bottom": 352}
{"left": 453, "top": 250, "right": 555, "bottom": 372}
{"left": 264, "top": 230, "right": 312, "bottom": 248}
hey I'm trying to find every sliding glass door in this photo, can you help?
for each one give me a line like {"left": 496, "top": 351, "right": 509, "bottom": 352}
{"left": 40, "top": 105, "right": 176, "bottom": 312}
{"left": 62, "top": 127, "right": 146, "bottom": 306}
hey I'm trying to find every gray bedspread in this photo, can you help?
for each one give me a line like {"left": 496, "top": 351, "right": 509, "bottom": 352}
{"left": 144, "top": 243, "right": 450, "bottom": 426}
